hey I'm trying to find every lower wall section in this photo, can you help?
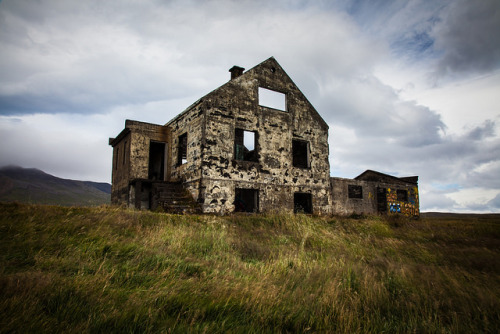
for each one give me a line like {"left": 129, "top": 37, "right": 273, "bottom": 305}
{"left": 111, "top": 187, "right": 129, "bottom": 207}
{"left": 330, "top": 177, "right": 419, "bottom": 217}
{"left": 112, "top": 176, "right": 419, "bottom": 217}
{"left": 198, "top": 178, "right": 331, "bottom": 215}
{"left": 331, "top": 178, "right": 377, "bottom": 215}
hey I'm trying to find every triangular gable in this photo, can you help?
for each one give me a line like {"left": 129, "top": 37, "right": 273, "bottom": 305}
{"left": 166, "top": 57, "right": 328, "bottom": 130}
{"left": 242, "top": 57, "right": 329, "bottom": 130}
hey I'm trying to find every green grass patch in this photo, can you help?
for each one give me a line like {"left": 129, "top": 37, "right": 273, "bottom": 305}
{"left": 0, "top": 202, "right": 499, "bottom": 333}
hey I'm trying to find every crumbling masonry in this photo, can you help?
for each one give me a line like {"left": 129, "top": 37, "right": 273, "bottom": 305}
{"left": 109, "top": 57, "right": 419, "bottom": 216}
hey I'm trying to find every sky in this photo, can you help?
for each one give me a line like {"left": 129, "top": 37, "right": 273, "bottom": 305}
{"left": 0, "top": 0, "right": 499, "bottom": 213}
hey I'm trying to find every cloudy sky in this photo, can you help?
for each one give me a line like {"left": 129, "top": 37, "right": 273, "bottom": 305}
{"left": 1, "top": 0, "right": 499, "bottom": 212}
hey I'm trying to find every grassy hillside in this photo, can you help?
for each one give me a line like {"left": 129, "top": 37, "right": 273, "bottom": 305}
{"left": 0, "top": 166, "right": 110, "bottom": 206}
{"left": 1, "top": 203, "right": 499, "bottom": 333}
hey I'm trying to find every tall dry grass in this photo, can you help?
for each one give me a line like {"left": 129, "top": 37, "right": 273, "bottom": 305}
{"left": 0, "top": 202, "right": 499, "bottom": 333}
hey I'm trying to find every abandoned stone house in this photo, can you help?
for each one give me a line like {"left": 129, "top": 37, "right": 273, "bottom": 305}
{"left": 109, "top": 57, "right": 419, "bottom": 216}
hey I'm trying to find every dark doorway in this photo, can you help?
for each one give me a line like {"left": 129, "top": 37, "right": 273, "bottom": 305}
{"left": 234, "top": 188, "right": 259, "bottom": 213}
{"left": 294, "top": 192, "right": 312, "bottom": 214}
{"left": 149, "top": 141, "right": 165, "bottom": 180}
{"left": 377, "top": 187, "right": 387, "bottom": 213}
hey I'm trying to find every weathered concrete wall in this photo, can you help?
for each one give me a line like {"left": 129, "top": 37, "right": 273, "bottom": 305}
{"left": 331, "top": 178, "right": 377, "bottom": 215}
{"left": 196, "top": 57, "right": 331, "bottom": 214}
{"left": 331, "top": 177, "right": 419, "bottom": 216}
{"left": 127, "top": 122, "right": 168, "bottom": 180}
{"left": 110, "top": 132, "right": 131, "bottom": 205}
{"left": 386, "top": 185, "right": 419, "bottom": 216}
{"left": 110, "top": 120, "right": 167, "bottom": 207}
{"left": 109, "top": 57, "right": 418, "bottom": 216}
{"left": 167, "top": 102, "right": 205, "bottom": 202}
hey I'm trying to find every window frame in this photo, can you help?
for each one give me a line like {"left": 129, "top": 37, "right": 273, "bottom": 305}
{"left": 258, "top": 87, "right": 287, "bottom": 112}
{"left": 348, "top": 185, "right": 363, "bottom": 199}
{"left": 234, "top": 188, "right": 259, "bottom": 213}
{"left": 292, "top": 139, "right": 310, "bottom": 169}
{"left": 234, "top": 128, "right": 258, "bottom": 162}
{"left": 177, "top": 133, "right": 188, "bottom": 166}
{"left": 294, "top": 192, "right": 313, "bottom": 214}
{"left": 123, "top": 140, "right": 127, "bottom": 165}
{"left": 397, "top": 189, "right": 408, "bottom": 202}
{"left": 114, "top": 147, "right": 119, "bottom": 170}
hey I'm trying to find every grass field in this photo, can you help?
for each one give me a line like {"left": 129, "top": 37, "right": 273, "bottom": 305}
{"left": 1, "top": 202, "right": 499, "bottom": 333}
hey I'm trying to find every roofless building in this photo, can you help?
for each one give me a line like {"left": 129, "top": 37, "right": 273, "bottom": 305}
{"left": 109, "top": 57, "right": 419, "bottom": 216}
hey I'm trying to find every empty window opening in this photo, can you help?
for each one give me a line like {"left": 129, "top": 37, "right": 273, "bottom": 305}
{"left": 397, "top": 189, "right": 408, "bottom": 202}
{"left": 115, "top": 147, "right": 119, "bottom": 170}
{"left": 292, "top": 140, "right": 310, "bottom": 168}
{"left": 294, "top": 193, "right": 312, "bottom": 214}
{"left": 235, "top": 129, "right": 258, "bottom": 162}
{"left": 258, "top": 87, "right": 286, "bottom": 111}
{"left": 234, "top": 188, "right": 259, "bottom": 213}
{"left": 177, "top": 133, "right": 187, "bottom": 165}
{"left": 348, "top": 185, "right": 363, "bottom": 199}
{"left": 149, "top": 141, "right": 166, "bottom": 181}
{"left": 123, "top": 141, "right": 127, "bottom": 165}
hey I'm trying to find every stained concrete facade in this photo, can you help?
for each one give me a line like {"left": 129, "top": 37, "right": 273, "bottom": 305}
{"left": 331, "top": 171, "right": 419, "bottom": 216}
{"left": 109, "top": 57, "right": 419, "bottom": 216}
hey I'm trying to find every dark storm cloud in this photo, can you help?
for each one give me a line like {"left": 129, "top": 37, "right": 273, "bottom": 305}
{"left": 0, "top": 0, "right": 215, "bottom": 116}
{"left": 0, "top": 0, "right": 498, "bottom": 211}
{"left": 432, "top": 0, "right": 500, "bottom": 77}
{"left": 0, "top": 0, "right": 380, "bottom": 116}
{"left": 343, "top": 0, "right": 500, "bottom": 78}
{"left": 332, "top": 116, "right": 500, "bottom": 192}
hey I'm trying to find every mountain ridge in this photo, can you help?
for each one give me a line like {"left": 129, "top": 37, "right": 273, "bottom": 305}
{"left": 0, "top": 165, "right": 110, "bottom": 206}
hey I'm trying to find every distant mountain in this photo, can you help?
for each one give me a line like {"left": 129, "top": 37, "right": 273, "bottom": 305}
{"left": 0, "top": 166, "right": 111, "bottom": 206}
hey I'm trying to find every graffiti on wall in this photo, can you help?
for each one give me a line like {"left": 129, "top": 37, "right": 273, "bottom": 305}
{"left": 386, "top": 187, "right": 419, "bottom": 216}
{"left": 390, "top": 203, "right": 401, "bottom": 213}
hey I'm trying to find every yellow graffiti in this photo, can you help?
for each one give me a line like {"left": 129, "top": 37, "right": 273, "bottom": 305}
{"left": 386, "top": 187, "right": 419, "bottom": 217}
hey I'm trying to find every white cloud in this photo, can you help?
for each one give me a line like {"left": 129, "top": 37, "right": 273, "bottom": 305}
{"left": 409, "top": 72, "right": 500, "bottom": 136}
{"left": 0, "top": 0, "right": 499, "bottom": 212}
{"left": 419, "top": 187, "right": 458, "bottom": 213}
{"left": 448, "top": 188, "right": 500, "bottom": 213}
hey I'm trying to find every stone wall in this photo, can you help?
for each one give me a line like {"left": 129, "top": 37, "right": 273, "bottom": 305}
{"left": 330, "top": 177, "right": 419, "bottom": 216}
{"left": 330, "top": 178, "right": 378, "bottom": 215}
{"left": 109, "top": 57, "right": 418, "bottom": 216}
{"left": 194, "top": 57, "right": 331, "bottom": 215}
{"left": 110, "top": 131, "right": 130, "bottom": 205}
{"left": 167, "top": 101, "right": 205, "bottom": 202}
{"left": 110, "top": 120, "right": 167, "bottom": 207}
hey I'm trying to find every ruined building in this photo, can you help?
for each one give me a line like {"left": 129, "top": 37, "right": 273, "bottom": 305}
{"left": 109, "top": 57, "right": 419, "bottom": 216}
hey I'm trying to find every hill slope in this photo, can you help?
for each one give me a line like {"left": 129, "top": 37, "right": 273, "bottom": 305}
{"left": 0, "top": 166, "right": 110, "bottom": 206}
{"left": 0, "top": 203, "right": 498, "bottom": 333}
